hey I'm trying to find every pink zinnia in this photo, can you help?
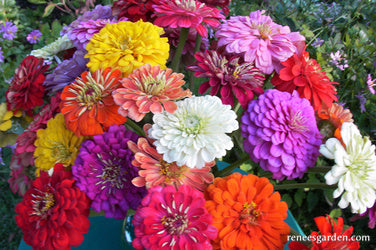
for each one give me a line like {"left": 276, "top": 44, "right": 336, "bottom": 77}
{"left": 215, "top": 10, "right": 305, "bottom": 74}
{"left": 132, "top": 184, "right": 218, "bottom": 249}
{"left": 152, "top": 0, "right": 225, "bottom": 37}
{"left": 112, "top": 64, "right": 192, "bottom": 122}
{"left": 128, "top": 125, "right": 214, "bottom": 191}
{"left": 187, "top": 50, "right": 265, "bottom": 108}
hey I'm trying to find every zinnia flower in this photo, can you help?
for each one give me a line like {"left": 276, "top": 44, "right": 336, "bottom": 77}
{"left": 128, "top": 126, "right": 214, "bottom": 191}
{"left": 30, "top": 35, "right": 74, "bottom": 63}
{"left": 85, "top": 20, "right": 169, "bottom": 77}
{"left": 112, "top": 0, "right": 158, "bottom": 22}
{"left": 0, "top": 21, "right": 17, "bottom": 40}
{"left": 187, "top": 50, "right": 265, "bottom": 107}
{"left": 15, "top": 164, "right": 91, "bottom": 250}
{"left": 72, "top": 124, "right": 146, "bottom": 220}
{"left": 6, "top": 55, "right": 49, "bottom": 114}
{"left": 317, "top": 102, "right": 353, "bottom": 141}
{"left": 34, "top": 113, "right": 88, "bottom": 175}
{"left": 289, "top": 215, "right": 360, "bottom": 250}
{"left": 8, "top": 154, "right": 33, "bottom": 196}
{"left": 132, "top": 184, "right": 218, "bottom": 249}
{"left": 60, "top": 67, "right": 127, "bottom": 137}
{"left": 271, "top": 48, "right": 338, "bottom": 111}
{"left": 241, "top": 89, "right": 322, "bottom": 180}
{"left": 320, "top": 122, "right": 376, "bottom": 214}
{"left": 149, "top": 95, "right": 238, "bottom": 168}
{"left": 215, "top": 10, "right": 305, "bottom": 74}
{"left": 26, "top": 29, "right": 42, "bottom": 44}
{"left": 43, "top": 50, "right": 88, "bottom": 95}
{"left": 205, "top": 172, "right": 290, "bottom": 249}
{"left": 112, "top": 64, "right": 192, "bottom": 122}
{"left": 153, "top": 0, "right": 224, "bottom": 38}
{"left": 199, "top": 0, "right": 231, "bottom": 15}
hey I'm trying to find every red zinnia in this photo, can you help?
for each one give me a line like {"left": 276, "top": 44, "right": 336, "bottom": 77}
{"left": 15, "top": 164, "right": 91, "bottom": 250}
{"left": 112, "top": 0, "right": 158, "bottom": 22}
{"left": 271, "top": 49, "right": 338, "bottom": 111}
{"left": 198, "top": 0, "right": 231, "bottom": 15}
{"left": 60, "top": 67, "right": 127, "bottom": 136}
{"left": 6, "top": 55, "right": 49, "bottom": 114}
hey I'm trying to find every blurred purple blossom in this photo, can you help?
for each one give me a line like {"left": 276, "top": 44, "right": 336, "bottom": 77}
{"left": 311, "top": 38, "right": 324, "bottom": 47}
{"left": 367, "top": 74, "right": 376, "bottom": 94}
{"left": 26, "top": 30, "right": 42, "bottom": 44}
{"left": 0, "top": 47, "right": 3, "bottom": 63}
{"left": 355, "top": 92, "right": 367, "bottom": 113}
{"left": 0, "top": 22, "right": 17, "bottom": 40}
{"left": 329, "top": 50, "right": 349, "bottom": 71}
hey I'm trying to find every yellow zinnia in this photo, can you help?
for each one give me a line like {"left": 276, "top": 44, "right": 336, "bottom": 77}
{"left": 0, "top": 103, "right": 22, "bottom": 131}
{"left": 34, "top": 113, "right": 88, "bottom": 175}
{"left": 85, "top": 20, "right": 170, "bottom": 77}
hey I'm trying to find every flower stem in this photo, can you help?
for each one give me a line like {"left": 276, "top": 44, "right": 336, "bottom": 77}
{"left": 171, "top": 27, "right": 189, "bottom": 73}
{"left": 260, "top": 166, "right": 332, "bottom": 178}
{"left": 189, "top": 33, "right": 202, "bottom": 91}
{"left": 274, "top": 183, "right": 336, "bottom": 190}
{"left": 125, "top": 119, "right": 145, "bottom": 137}
{"left": 216, "top": 155, "right": 250, "bottom": 177}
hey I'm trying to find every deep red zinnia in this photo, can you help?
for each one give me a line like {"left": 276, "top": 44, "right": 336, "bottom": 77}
{"left": 271, "top": 49, "right": 338, "bottom": 111}
{"left": 15, "top": 164, "right": 91, "bottom": 250}
{"left": 112, "top": 0, "right": 158, "bottom": 22}
{"left": 6, "top": 55, "right": 49, "bottom": 115}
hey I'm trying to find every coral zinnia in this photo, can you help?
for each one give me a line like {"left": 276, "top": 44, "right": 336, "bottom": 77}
{"left": 60, "top": 67, "right": 127, "bottom": 137}
{"left": 128, "top": 127, "right": 214, "bottom": 191}
{"left": 187, "top": 50, "right": 265, "bottom": 108}
{"left": 149, "top": 95, "right": 238, "bottom": 169}
{"left": 132, "top": 184, "right": 218, "bottom": 249}
{"left": 271, "top": 48, "right": 338, "bottom": 111}
{"left": 85, "top": 20, "right": 169, "bottom": 77}
{"left": 241, "top": 89, "right": 322, "bottom": 180}
{"left": 112, "top": 0, "right": 158, "bottom": 22}
{"left": 289, "top": 215, "right": 360, "bottom": 250}
{"left": 152, "top": 0, "right": 225, "bottom": 38}
{"left": 6, "top": 55, "right": 49, "bottom": 114}
{"left": 15, "top": 164, "right": 91, "bottom": 250}
{"left": 34, "top": 113, "right": 88, "bottom": 175}
{"left": 205, "top": 172, "right": 290, "bottom": 249}
{"left": 215, "top": 10, "right": 305, "bottom": 74}
{"left": 112, "top": 64, "right": 192, "bottom": 122}
{"left": 72, "top": 124, "right": 146, "bottom": 220}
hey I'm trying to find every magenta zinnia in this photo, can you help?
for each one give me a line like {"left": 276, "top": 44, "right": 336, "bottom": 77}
{"left": 132, "top": 184, "right": 218, "bottom": 249}
{"left": 112, "top": 64, "right": 192, "bottom": 122}
{"left": 187, "top": 50, "right": 265, "bottom": 107}
{"left": 215, "top": 10, "right": 305, "bottom": 74}
{"left": 152, "top": 0, "right": 225, "bottom": 37}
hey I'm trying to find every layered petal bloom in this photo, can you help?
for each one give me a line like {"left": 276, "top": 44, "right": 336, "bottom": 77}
{"left": 30, "top": 35, "right": 74, "bottom": 63}
{"left": 26, "top": 29, "right": 42, "bottom": 44}
{"left": 112, "top": 64, "right": 192, "bottom": 122}
{"left": 43, "top": 50, "right": 89, "bottom": 95}
{"left": 205, "top": 173, "right": 290, "bottom": 249}
{"left": 112, "top": 0, "right": 158, "bottom": 22}
{"left": 15, "top": 164, "right": 91, "bottom": 250}
{"left": 187, "top": 50, "right": 265, "bottom": 107}
{"left": 60, "top": 67, "right": 127, "bottom": 137}
{"left": 149, "top": 95, "right": 238, "bottom": 168}
{"left": 289, "top": 215, "right": 360, "bottom": 250}
{"left": 85, "top": 20, "right": 169, "bottom": 77}
{"left": 34, "top": 113, "right": 88, "bottom": 175}
{"left": 6, "top": 55, "right": 49, "bottom": 114}
{"left": 128, "top": 131, "right": 214, "bottom": 191}
{"left": 320, "top": 122, "right": 376, "bottom": 214}
{"left": 132, "top": 184, "right": 218, "bottom": 250}
{"left": 72, "top": 124, "right": 146, "bottom": 219}
{"left": 152, "top": 0, "right": 225, "bottom": 37}
{"left": 241, "top": 89, "right": 322, "bottom": 180}
{"left": 8, "top": 154, "right": 33, "bottom": 196}
{"left": 215, "top": 10, "right": 305, "bottom": 74}
{"left": 271, "top": 48, "right": 338, "bottom": 111}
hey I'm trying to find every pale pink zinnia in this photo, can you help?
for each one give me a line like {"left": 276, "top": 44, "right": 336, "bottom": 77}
{"left": 128, "top": 125, "right": 214, "bottom": 191}
{"left": 112, "top": 64, "right": 192, "bottom": 122}
{"left": 152, "top": 0, "right": 225, "bottom": 37}
{"left": 215, "top": 10, "right": 305, "bottom": 74}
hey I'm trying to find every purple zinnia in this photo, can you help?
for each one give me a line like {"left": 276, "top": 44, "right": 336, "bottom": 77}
{"left": 26, "top": 29, "right": 42, "bottom": 44}
{"left": 72, "top": 124, "right": 146, "bottom": 220}
{"left": 241, "top": 89, "right": 322, "bottom": 180}
{"left": 0, "top": 21, "right": 17, "bottom": 40}
{"left": 43, "top": 50, "right": 88, "bottom": 94}
{"left": 215, "top": 10, "right": 305, "bottom": 74}
{"left": 67, "top": 19, "right": 118, "bottom": 49}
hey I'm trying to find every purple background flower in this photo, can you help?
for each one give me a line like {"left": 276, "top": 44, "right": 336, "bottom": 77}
{"left": 0, "top": 22, "right": 17, "bottom": 40}
{"left": 26, "top": 30, "right": 42, "bottom": 44}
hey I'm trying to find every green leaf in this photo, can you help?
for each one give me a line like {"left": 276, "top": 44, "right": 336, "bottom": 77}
{"left": 329, "top": 208, "right": 342, "bottom": 219}
{"left": 294, "top": 189, "right": 305, "bottom": 207}
{"left": 307, "top": 192, "right": 319, "bottom": 212}
{"left": 27, "top": 0, "right": 47, "bottom": 4}
{"left": 282, "top": 194, "right": 293, "bottom": 207}
{"left": 43, "top": 3, "right": 57, "bottom": 17}
{"left": 51, "top": 20, "right": 62, "bottom": 36}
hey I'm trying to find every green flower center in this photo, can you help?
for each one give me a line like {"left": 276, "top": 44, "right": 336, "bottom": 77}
{"left": 183, "top": 115, "right": 203, "bottom": 135}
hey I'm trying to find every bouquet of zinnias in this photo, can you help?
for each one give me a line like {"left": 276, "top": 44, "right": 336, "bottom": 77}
{"left": 4, "top": 1, "right": 375, "bottom": 249}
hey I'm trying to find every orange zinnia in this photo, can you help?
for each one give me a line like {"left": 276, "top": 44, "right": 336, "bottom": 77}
{"left": 205, "top": 172, "right": 290, "bottom": 249}
{"left": 60, "top": 67, "right": 127, "bottom": 136}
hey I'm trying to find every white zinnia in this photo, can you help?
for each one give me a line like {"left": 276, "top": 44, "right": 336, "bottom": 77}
{"left": 149, "top": 95, "right": 238, "bottom": 169}
{"left": 30, "top": 35, "right": 74, "bottom": 63}
{"left": 320, "top": 122, "right": 376, "bottom": 214}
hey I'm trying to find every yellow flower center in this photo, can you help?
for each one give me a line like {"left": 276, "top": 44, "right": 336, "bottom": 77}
{"left": 159, "top": 160, "right": 186, "bottom": 183}
{"left": 32, "top": 192, "right": 55, "bottom": 216}
{"left": 53, "top": 142, "right": 73, "bottom": 166}
{"left": 239, "top": 201, "right": 261, "bottom": 225}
